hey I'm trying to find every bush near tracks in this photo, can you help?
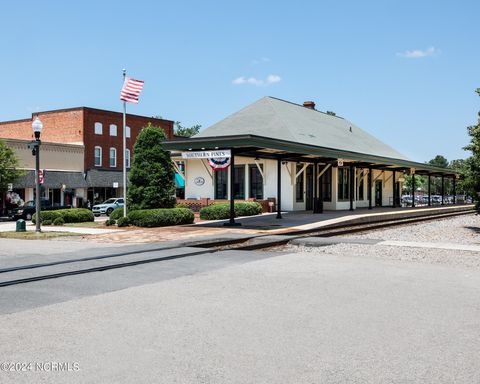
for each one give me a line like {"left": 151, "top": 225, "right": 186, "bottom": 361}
{"left": 199, "top": 202, "right": 262, "bottom": 220}
{"left": 109, "top": 207, "right": 124, "bottom": 221}
{"left": 33, "top": 208, "right": 94, "bottom": 224}
{"left": 127, "top": 208, "right": 194, "bottom": 227}
{"left": 53, "top": 217, "right": 65, "bottom": 226}
{"left": 116, "top": 216, "right": 130, "bottom": 227}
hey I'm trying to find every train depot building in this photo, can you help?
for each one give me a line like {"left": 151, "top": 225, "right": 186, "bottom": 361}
{"left": 166, "top": 97, "right": 458, "bottom": 218}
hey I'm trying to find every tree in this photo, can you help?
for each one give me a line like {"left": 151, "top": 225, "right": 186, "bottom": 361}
{"left": 428, "top": 155, "right": 449, "bottom": 168}
{"left": 174, "top": 121, "right": 201, "bottom": 138}
{"left": 127, "top": 123, "right": 176, "bottom": 210}
{"left": 463, "top": 88, "right": 480, "bottom": 201}
{"left": 0, "top": 139, "right": 23, "bottom": 192}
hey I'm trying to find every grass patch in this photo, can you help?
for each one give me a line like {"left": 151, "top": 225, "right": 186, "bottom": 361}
{"left": 63, "top": 221, "right": 105, "bottom": 228}
{"left": 0, "top": 231, "right": 82, "bottom": 240}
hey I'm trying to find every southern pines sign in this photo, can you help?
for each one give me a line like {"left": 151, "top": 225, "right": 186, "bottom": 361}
{"left": 181, "top": 150, "right": 231, "bottom": 159}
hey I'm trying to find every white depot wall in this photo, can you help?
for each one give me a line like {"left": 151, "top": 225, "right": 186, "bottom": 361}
{"left": 184, "top": 159, "right": 215, "bottom": 199}
{"left": 181, "top": 156, "right": 298, "bottom": 210}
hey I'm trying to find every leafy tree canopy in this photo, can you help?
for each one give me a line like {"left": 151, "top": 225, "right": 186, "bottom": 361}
{"left": 127, "top": 123, "right": 176, "bottom": 210}
{"left": 0, "top": 139, "right": 23, "bottom": 192}
{"left": 174, "top": 121, "right": 201, "bottom": 138}
{"left": 463, "top": 88, "right": 480, "bottom": 200}
{"left": 428, "top": 155, "right": 449, "bottom": 168}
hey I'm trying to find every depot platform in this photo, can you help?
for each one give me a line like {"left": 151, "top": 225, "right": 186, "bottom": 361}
{"left": 194, "top": 204, "right": 475, "bottom": 234}
{"left": 84, "top": 204, "right": 475, "bottom": 245}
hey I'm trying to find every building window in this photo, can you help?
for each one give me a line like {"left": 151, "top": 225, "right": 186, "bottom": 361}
{"left": 214, "top": 169, "right": 228, "bottom": 199}
{"left": 94, "top": 146, "right": 102, "bottom": 166}
{"left": 109, "top": 148, "right": 117, "bottom": 167}
{"left": 110, "top": 124, "right": 117, "bottom": 136}
{"left": 249, "top": 164, "right": 263, "bottom": 199}
{"left": 94, "top": 122, "right": 103, "bottom": 135}
{"left": 322, "top": 167, "right": 332, "bottom": 202}
{"left": 233, "top": 165, "right": 245, "bottom": 199}
{"left": 338, "top": 167, "right": 350, "bottom": 200}
{"left": 125, "top": 149, "right": 131, "bottom": 168}
{"left": 295, "top": 164, "right": 304, "bottom": 202}
{"left": 126, "top": 126, "right": 131, "bottom": 138}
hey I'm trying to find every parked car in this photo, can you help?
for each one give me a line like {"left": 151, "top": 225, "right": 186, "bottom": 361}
{"left": 11, "top": 199, "right": 71, "bottom": 220}
{"left": 92, "top": 198, "right": 124, "bottom": 217}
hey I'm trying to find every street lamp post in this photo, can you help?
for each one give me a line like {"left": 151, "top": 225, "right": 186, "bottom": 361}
{"left": 32, "top": 117, "right": 43, "bottom": 232}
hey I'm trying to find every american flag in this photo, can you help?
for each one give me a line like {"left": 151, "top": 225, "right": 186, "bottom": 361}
{"left": 120, "top": 77, "right": 144, "bottom": 104}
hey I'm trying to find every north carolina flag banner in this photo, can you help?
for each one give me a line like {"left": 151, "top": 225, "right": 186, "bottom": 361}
{"left": 120, "top": 77, "right": 144, "bottom": 104}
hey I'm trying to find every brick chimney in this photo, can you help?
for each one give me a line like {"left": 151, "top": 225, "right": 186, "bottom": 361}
{"left": 303, "top": 101, "right": 315, "bottom": 110}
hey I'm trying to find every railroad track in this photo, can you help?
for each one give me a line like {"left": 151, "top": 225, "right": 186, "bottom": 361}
{"left": 0, "top": 208, "right": 474, "bottom": 287}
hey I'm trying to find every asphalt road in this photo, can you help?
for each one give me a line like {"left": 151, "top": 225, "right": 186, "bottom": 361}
{"left": 1, "top": 246, "right": 479, "bottom": 383}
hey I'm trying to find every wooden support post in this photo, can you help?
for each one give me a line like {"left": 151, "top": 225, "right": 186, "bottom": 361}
{"left": 412, "top": 174, "right": 416, "bottom": 207}
{"left": 224, "top": 151, "right": 240, "bottom": 226}
{"left": 453, "top": 177, "right": 456, "bottom": 204}
{"left": 368, "top": 167, "right": 373, "bottom": 209}
{"left": 276, "top": 158, "right": 282, "bottom": 219}
{"left": 313, "top": 162, "right": 318, "bottom": 213}
{"left": 392, "top": 170, "right": 396, "bottom": 208}
{"left": 319, "top": 172, "right": 324, "bottom": 213}
{"left": 441, "top": 175, "right": 445, "bottom": 205}
{"left": 349, "top": 163, "right": 354, "bottom": 211}
{"left": 428, "top": 175, "right": 431, "bottom": 206}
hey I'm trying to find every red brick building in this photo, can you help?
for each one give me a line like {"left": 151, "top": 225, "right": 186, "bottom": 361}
{"left": 0, "top": 107, "right": 174, "bottom": 207}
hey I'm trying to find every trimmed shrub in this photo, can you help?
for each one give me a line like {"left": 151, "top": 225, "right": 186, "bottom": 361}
{"left": 110, "top": 207, "right": 124, "bottom": 221}
{"left": 105, "top": 218, "right": 116, "bottom": 226}
{"left": 175, "top": 203, "right": 189, "bottom": 209}
{"left": 127, "top": 208, "right": 194, "bottom": 228}
{"left": 33, "top": 208, "right": 94, "bottom": 224}
{"left": 199, "top": 202, "right": 262, "bottom": 220}
{"left": 53, "top": 217, "right": 65, "bottom": 226}
{"left": 43, "top": 219, "right": 52, "bottom": 226}
{"left": 117, "top": 216, "right": 130, "bottom": 227}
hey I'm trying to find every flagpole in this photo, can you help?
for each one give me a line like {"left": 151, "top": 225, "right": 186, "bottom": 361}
{"left": 122, "top": 68, "right": 127, "bottom": 218}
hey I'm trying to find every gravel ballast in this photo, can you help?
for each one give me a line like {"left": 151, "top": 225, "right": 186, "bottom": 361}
{"left": 347, "top": 213, "right": 479, "bottom": 244}
{"left": 283, "top": 214, "right": 480, "bottom": 269}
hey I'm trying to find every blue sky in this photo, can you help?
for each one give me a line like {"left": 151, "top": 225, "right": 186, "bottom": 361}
{"left": 1, "top": 0, "right": 479, "bottom": 162}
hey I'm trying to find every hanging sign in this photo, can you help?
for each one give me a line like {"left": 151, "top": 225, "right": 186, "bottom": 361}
{"left": 208, "top": 157, "right": 231, "bottom": 170}
{"left": 182, "top": 150, "right": 231, "bottom": 159}
{"left": 337, "top": 159, "right": 344, "bottom": 167}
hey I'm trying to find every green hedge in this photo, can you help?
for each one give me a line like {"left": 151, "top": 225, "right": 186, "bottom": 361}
{"left": 33, "top": 208, "right": 94, "bottom": 224}
{"left": 110, "top": 207, "right": 124, "bottom": 221}
{"left": 199, "top": 202, "right": 262, "bottom": 220}
{"left": 127, "top": 208, "right": 194, "bottom": 227}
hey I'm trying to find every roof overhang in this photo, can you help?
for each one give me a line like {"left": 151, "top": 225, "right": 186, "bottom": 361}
{"left": 164, "top": 134, "right": 457, "bottom": 176}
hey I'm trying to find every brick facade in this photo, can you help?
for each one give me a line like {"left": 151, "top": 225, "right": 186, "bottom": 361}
{"left": 0, "top": 107, "right": 174, "bottom": 172}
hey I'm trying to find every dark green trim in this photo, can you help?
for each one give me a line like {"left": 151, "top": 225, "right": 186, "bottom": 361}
{"left": 164, "top": 134, "right": 457, "bottom": 176}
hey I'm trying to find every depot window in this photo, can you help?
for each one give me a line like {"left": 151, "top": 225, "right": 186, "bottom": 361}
{"left": 338, "top": 167, "right": 350, "bottom": 200}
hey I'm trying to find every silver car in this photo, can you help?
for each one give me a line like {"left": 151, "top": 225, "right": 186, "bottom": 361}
{"left": 92, "top": 198, "right": 124, "bottom": 216}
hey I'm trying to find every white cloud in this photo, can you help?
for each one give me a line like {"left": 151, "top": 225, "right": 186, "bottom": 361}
{"left": 251, "top": 57, "right": 270, "bottom": 65}
{"left": 397, "top": 46, "right": 439, "bottom": 58}
{"left": 232, "top": 74, "right": 282, "bottom": 86}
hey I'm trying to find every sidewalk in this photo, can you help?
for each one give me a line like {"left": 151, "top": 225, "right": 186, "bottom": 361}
{"left": 0, "top": 221, "right": 120, "bottom": 235}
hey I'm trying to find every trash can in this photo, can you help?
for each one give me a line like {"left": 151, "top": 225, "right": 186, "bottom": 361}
{"left": 16, "top": 219, "right": 26, "bottom": 232}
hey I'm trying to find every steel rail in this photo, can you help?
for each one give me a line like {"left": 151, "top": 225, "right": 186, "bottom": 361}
{"left": 0, "top": 209, "right": 474, "bottom": 287}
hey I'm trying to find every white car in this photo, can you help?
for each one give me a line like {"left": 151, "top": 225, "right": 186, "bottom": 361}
{"left": 92, "top": 198, "right": 124, "bottom": 216}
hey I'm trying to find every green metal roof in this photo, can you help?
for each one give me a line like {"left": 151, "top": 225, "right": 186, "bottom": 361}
{"left": 164, "top": 97, "right": 457, "bottom": 176}
{"left": 196, "top": 96, "right": 409, "bottom": 161}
